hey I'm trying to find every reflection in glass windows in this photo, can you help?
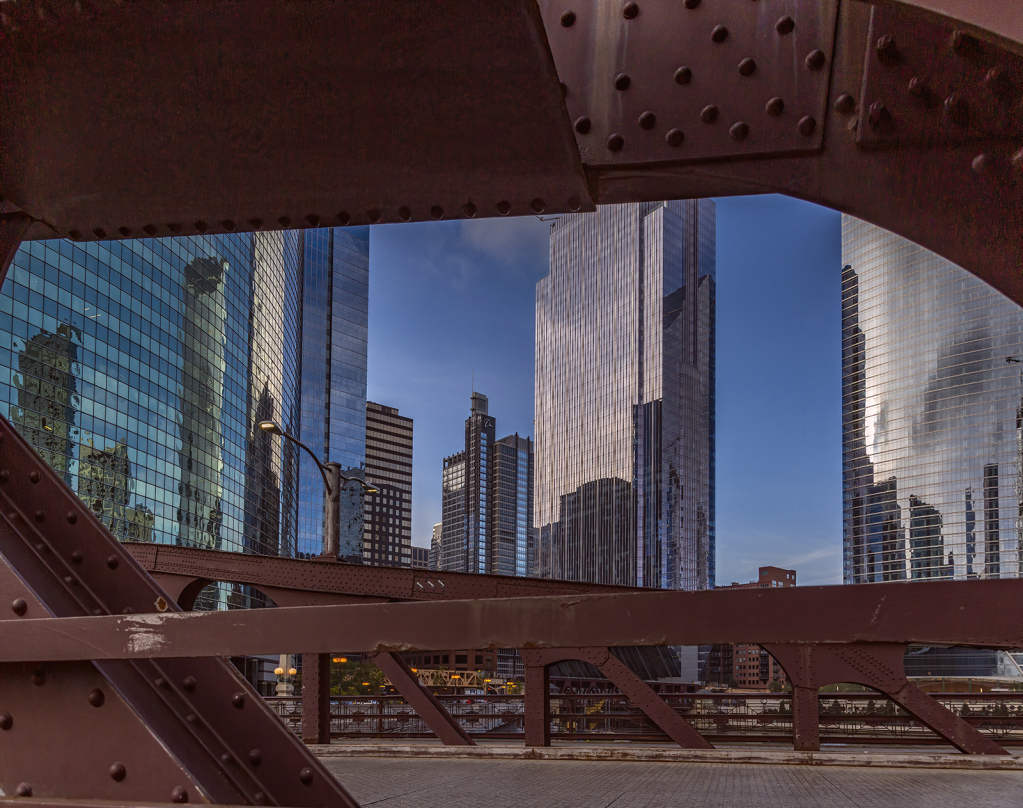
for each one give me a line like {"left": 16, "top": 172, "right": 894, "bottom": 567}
{"left": 534, "top": 201, "right": 716, "bottom": 590}
{"left": 842, "top": 217, "right": 1023, "bottom": 584}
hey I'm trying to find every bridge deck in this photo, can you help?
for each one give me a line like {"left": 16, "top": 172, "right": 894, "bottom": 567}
{"left": 321, "top": 753, "right": 1023, "bottom": 808}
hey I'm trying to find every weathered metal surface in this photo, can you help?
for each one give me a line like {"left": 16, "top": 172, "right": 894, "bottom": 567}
{"left": 367, "top": 652, "right": 475, "bottom": 747}
{"left": 523, "top": 662, "right": 551, "bottom": 748}
{"left": 0, "top": 419, "right": 359, "bottom": 806}
{"left": 542, "top": 0, "right": 840, "bottom": 165}
{"left": 521, "top": 648, "right": 712, "bottom": 750}
{"left": 124, "top": 542, "right": 641, "bottom": 603}
{"left": 3, "top": 575, "right": 1023, "bottom": 662}
{"left": 0, "top": 213, "right": 31, "bottom": 278}
{"left": 300, "top": 653, "right": 331, "bottom": 745}
{"left": 0, "top": 0, "right": 592, "bottom": 239}
{"left": 765, "top": 643, "right": 1007, "bottom": 754}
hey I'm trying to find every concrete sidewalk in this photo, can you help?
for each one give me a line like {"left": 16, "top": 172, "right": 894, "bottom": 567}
{"left": 320, "top": 755, "right": 1023, "bottom": 808}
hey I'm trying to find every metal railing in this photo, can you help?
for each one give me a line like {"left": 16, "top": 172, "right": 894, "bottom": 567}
{"left": 266, "top": 691, "right": 1023, "bottom": 746}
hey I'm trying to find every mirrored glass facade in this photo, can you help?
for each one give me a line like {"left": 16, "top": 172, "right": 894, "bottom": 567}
{"left": 842, "top": 216, "right": 1023, "bottom": 583}
{"left": 535, "top": 200, "right": 716, "bottom": 590}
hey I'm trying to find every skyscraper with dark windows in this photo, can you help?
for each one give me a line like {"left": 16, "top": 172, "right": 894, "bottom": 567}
{"left": 534, "top": 200, "right": 716, "bottom": 591}
{"left": 842, "top": 216, "right": 1023, "bottom": 584}
{"left": 438, "top": 393, "right": 534, "bottom": 577}
{"left": 363, "top": 401, "right": 413, "bottom": 567}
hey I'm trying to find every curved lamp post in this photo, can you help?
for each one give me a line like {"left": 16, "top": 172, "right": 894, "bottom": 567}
{"left": 258, "top": 420, "right": 378, "bottom": 561}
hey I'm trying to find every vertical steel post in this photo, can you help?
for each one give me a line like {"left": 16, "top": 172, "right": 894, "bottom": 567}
{"left": 524, "top": 663, "right": 550, "bottom": 747}
{"left": 322, "top": 462, "right": 343, "bottom": 561}
{"left": 301, "top": 653, "right": 331, "bottom": 744}
{"left": 791, "top": 685, "right": 820, "bottom": 751}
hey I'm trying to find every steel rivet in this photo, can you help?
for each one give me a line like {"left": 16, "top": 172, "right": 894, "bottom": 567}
{"left": 430, "top": 206, "right": 444, "bottom": 220}
{"left": 118, "top": 227, "right": 131, "bottom": 238}
{"left": 560, "top": 10, "right": 575, "bottom": 27}
{"left": 232, "top": 692, "right": 245, "bottom": 708}
{"left": 34, "top": 510, "right": 44, "bottom": 522}
{"left": 875, "top": 35, "right": 897, "bottom": 60}
{"left": 93, "top": 228, "right": 107, "bottom": 239}
{"left": 221, "top": 220, "right": 236, "bottom": 232}
{"left": 29, "top": 470, "right": 40, "bottom": 483}
{"left": 367, "top": 209, "right": 382, "bottom": 223}
{"left": 183, "top": 676, "right": 197, "bottom": 692}
{"left": 299, "top": 767, "right": 314, "bottom": 785}
{"left": 195, "top": 221, "right": 209, "bottom": 234}
{"left": 248, "top": 219, "right": 264, "bottom": 231}
{"left": 69, "top": 230, "right": 83, "bottom": 240}
{"left": 11, "top": 598, "right": 26, "bottom": 616}
{"left": 950, "top": 29, "right": 978, "bottom": 56}
{"left": 665, "top": 128, "right": 684, "bottom": 147}
{"left": 614, "top": 73, "right": 630, "bottom": 91}
{"left": 249, "top": 749, "right": 263, "bottom": 765}
{"left": 107, "top": 555, "right": 119, "bottom": 569}
{"left": 220, "top": 753, "right": 233, "bottom": 764}
{"left": 186, "top": 713, "right": 200, "bottom": 724}
{"left": 738, "top": 58, "right": 756, "bottom": 77}
{"left": 254, "top": 792, "right": 267, "bottom": 805}
{"left": 67, "top": 511, "right": 78, "bottom": 524}
{"left": 305, "top": 214, "right": 320, "bottom": 227}
{"left": 168, "top": 223, "right": 182, "bottom": 235}
{"left": 622, "top": 2, "right": 639, "bottom": 19}
{"left": 574, "top": 116, "right": 591, "bottom": 134}
{"left": 71, "top": 550, "right": 83, "bottom": 564}
{"left": 765, "top": 97, "right": 784, "bottom": 116}
{"left": 944, "top": 94, "right": 969, "bottom": 126}
{"left": 638, "top": 111, "right": 656, "bottom": 129}
{"left": 32, "top": 669, "right": 45, "bottom": 686}
{"left": 971, "top": 153, "right": 993, "bottom": 175}
{"left": 907, "top": 76, "right": 931, "bottom": 105}
{"left": 0, "top": 713, "right": 11, "bottom": 730}
{"left": 868, "top": 101, "right": 892, "bottom": 130}
{"left": 984, "top": 67, "right": 1012, "bottom": 99}
{"left": 88, "top": 688, "right": 105, "bottom": 707}
{"left": 833, "top": 94, "right": 855, "bottom": 114}
{"left": 63, "top": 574, "right": 75, "bottom": 585}
{"left": 336, "top": 212, "right": 350, "bottom": 226}
{"left": 463, "top": 202, "right": 477, "bottom": 218}
{"left": 674, "top": 66, "right": 692, "bottom": 85}
{"left": 278, "top": 216, "right": 292, "bottom": 228}
{"left": 606, "top": 133, "right": 624, "bottom": 151}
{"left": 729, "top": 121, "right": 749, "bottom": 141}
{"left": 1012, "top": 149, "right": 1023, "bottom": 175}
{"left": 775, "top": 16, "right": 794, "bottom": 35}
{"left": 567, "top": 196, "right": 581, "bottom": 212}
{"left": 798, "top": 116, "right": 816, "bottom": 136}
{"left": 15, "top": 784, "right": 31, "bottom": 798}
{"left": 171, "top": 786, "right": 188, "bottom": 804}
{"left": 700, "top": 105, "right": 719, "bottom": 123}
{"left": 496, "top": 201, "right": 512, "bottom": 216}
{"left": 109, "top": 762, "right": 126, "bottom": 782}
{"left": 684, "top": 0, "right": 700, "bottom": 7}
{"left": 155, "top": 677, "right": 168, "bottom": 689}
{"left": 805, "top": 49, "right": 826, "bottom": 70}
{"left": 398, "top": 206, "right": 412, "bottom": 222}
{"left": 711, "top": 25, "right": 728, "bottom": 43}
{"left": 34, "top": 543, "right": 44, "bottom": 552}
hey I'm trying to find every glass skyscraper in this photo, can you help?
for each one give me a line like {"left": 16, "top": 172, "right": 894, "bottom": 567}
{"left": 534, "top": 200, "right": 716, "bottom": 591}
{"left": 842, "top": 216, "right": 1023, "bottom": 584}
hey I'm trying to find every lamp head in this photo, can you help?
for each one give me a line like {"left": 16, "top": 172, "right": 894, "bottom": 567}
{"left": 258, "top": 420, "right": 283, "bottom": 436}
{"left": 363, "top": 483, "right": 380, "bottom": 494}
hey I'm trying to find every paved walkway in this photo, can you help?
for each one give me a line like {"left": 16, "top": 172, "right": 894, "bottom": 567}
{"left": 323, "top": 756, "right": 1023, "bottom": 807}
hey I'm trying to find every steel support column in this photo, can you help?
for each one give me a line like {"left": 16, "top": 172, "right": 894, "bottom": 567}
{"left": 367, "top": 652, "right": 474, "bottom": 746}
{"left": 523, "top": 663, "right": 551, "bottom": 747}
{"left": 300, "top": 653, "right": 331, "bottom": 745}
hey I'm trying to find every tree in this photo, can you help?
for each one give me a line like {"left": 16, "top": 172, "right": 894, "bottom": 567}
{"left": 328, "top": 658, "right": 387, "bottom": 696}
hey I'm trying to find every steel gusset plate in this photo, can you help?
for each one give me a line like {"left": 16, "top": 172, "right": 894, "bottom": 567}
{"left": 0, "top": 419, "right": 358, "bottom": 806}
{"left": 857, "top": 4, "right": 1023, "bottom": 153}
{"left": 541, "top": 0, "right": 840, "bottom": 166}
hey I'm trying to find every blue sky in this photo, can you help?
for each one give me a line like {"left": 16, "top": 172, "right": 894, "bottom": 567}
{"left": 366, "top": 195, "right": 844, "bottom": 587}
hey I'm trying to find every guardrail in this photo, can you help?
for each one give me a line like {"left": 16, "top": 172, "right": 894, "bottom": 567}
{"left": 266, "top": 692, "right": 1023, "bottom": 746}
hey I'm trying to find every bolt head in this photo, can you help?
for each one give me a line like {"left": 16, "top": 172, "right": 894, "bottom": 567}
{"left": 171, "top": 786, "right": 188, "bottom": 803}
{"left": 496, "top": 201, "right": 512, "bottom": 216}
{"left": 107, "top": 555, "right": 119, "bottom": 569}
{"left": 11, "top": 598, "right": 27, "bottom": 616}
{"left": 0, "top": 713, "right": 12, "bottom": 730}
{"left": 367, "top": 209, "right": 382, "bottom": 224}
{"left": 665, "top": 128, "right": 684, "bottom": 147}
{"left": 606, "top": 133, "right": 625, "bottom": 151}
{"left": 798, "top": 116, "right": 817, "bottom": 136}
{"left": 674, "top": 66, "right": 692, "bottom": 85}
{"left": 430, "top": 206, "right": 444, "bottom": 220}
{"left": 29, "top": 470, "right": 40, "bottom": 483}
{"left": 805, "top": 49, "right": 826, "bottom": 70}
{"left": 574, "top": 116, "right": 591, "bottom": 134}
{"left": 15, "top": 783, "right": 32, "bottom": 797}
{"left": 638, "top": 111, "right": 656, "bottom": 129}
{"left": 398, "top": 206, "right": 412, "bottom": 222}
{"left": 775, "top": 16, "right": 794, "bottom": 35}
{"left": 530, "top": 198, "right": 546, "bottom": 214}
{"left": 560, "top": 10, "right": 575, "bottom": 27}
{"left": 182, "top": 676, "right": 197, "bottom": 692}
{"left": 765, "top": 97, "right": 785, "bottom": 116}
{"left": 89, "top": 688, "right": 106, "bottom": 707}
{"left": 299, "top": 767, "right": 314, "bottom": 784}
{"left": 622, "top": 2, "right": 639, "bottom": 20}
{"left": 711, "top": 25, "right": 728, "bottom": 43}
{"left": 463, "top": 202, "right": 477, "bottom": 218}
{"left": 614, "top": 73, "right": 630, "bottom": 91}
{"left": 700, "top": 105, "right": 719, "bottom": 123}
{"left": 249, "top": 748, "right": 263, "bottom": 765}
{"left": 738, "top": 58, "right": 756, "bottom": 77}
{"left": 567, "top": 196, "right": 581, "bottom": 212}
{"left": 109, "top": 762, "right": 127, "bottom": 782}
{"left": 336, "top": 212, "right": 350, "bottom": 226}
{"left": 729, "top": 121, "right": 750, "bottom": 141}
{"left": 683, "top": 0, "right": 700, "bottom": 7}
{"left": 232, "top": 692, "right": 245, "bottom": 708}
{"left": 67, "top": 511, "right": 78, "bottom": 524}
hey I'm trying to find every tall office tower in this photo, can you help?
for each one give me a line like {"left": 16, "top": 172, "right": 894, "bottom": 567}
{"left": 411, "top": 546, "right": 429, "bottom": 569}
{"left": 1, "top": 233, "right": 303, "bottom": 579}
{"left": 535, "top": 200, "right": 716, "bottom": 590}
{"left": 439, "top": 393, "right": 535, "bottom": 576}
{"left": 491, "top": 433, "right": 534, "bottom": 577}
{"left": 429, "top": 521, "right": 442, "bottom": 570}
{"left": 842, "top": 216, "right": 1023, "bottom": 584}
{"left": 295, "top": 228, "right": 370, "bottom": 560}
{"left": 363, "top": 401, "right": 413, "bottom": 567}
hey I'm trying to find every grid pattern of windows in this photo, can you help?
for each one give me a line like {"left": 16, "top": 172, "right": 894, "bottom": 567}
{"left": 0, "top": 233, "right": 303, "bottom": 608}
{"left": 296, "top": 228, "right": 369, "bottom": 559}
{"left": 363, "top": 401, "right": 413, "bottom": 566}
{"left": 842, "top": 216, "right": 1023, "bottom": 583}
{"left": 534, "top": 201, "right": 716, "bottom": 590}
{"left": 440, "top": 453, "right": 466, "bottom": 571}
{"left": 491, "top": 434, "right": 534, "bottom": 577}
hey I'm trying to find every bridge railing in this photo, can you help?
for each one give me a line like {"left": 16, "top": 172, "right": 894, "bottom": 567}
{"left": 265, "top": 691, "right": 1023, "bottom": 746}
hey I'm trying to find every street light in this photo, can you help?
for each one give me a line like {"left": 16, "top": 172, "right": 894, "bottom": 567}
{"left": 258, "top": 420, "right": 378, "bottom": 560}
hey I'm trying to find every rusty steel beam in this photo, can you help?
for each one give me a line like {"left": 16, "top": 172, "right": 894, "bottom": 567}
{"left": 521, "top": 648, "right": 712, "bottom": 750}
{"left": 367, "top": 652, "right": 475, "bottom": 747}
{"left": 2, "top": 576, "right": 1022, "bottom": 663}
{"left": 299, "top": 653, "right": 331, "bottom": 746}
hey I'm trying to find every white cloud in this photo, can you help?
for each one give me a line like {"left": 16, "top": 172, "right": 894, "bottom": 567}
{"left": 458, "top": 216, "right": 552, "bottom": 265}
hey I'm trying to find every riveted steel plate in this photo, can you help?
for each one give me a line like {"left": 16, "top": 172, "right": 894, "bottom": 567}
{"left": 857, "top": 5, "right": 1023, "bottom": 148}
{"left": 541, "top": 0, "right": 839, "bottom": 165}
{"left": 0, "top": 0, "right": 592, "bottom": 239}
